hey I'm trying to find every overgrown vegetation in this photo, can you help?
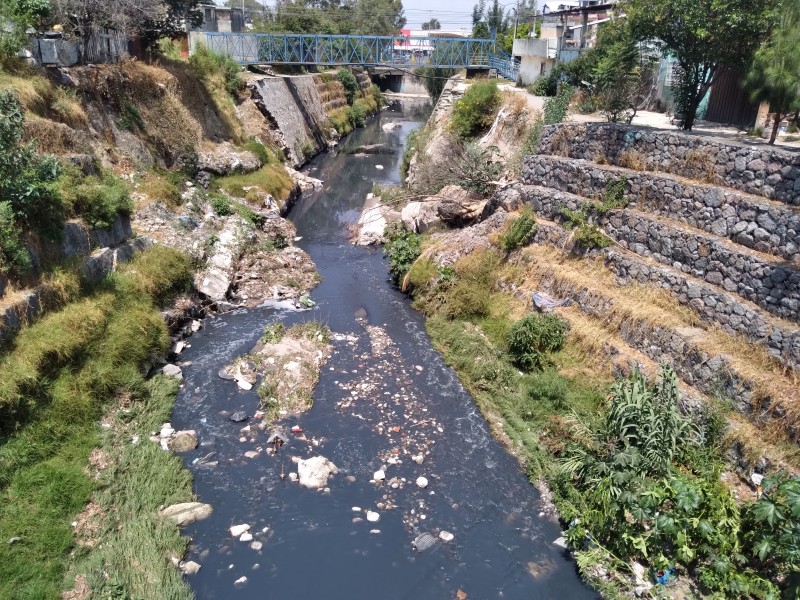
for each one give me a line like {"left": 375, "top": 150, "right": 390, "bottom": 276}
{"left": 499, "top": 207, "right": 537, "bottom": 253}
{"left": 0, "top": 245, "right": 194, "bottom": 598}
{"left": 451, "top": 80, "right": 502, "bottom": 138}
{"left": 508, "top": 313, "right": 567, "bottom": 371}
{"left": 383, "top": 223, "right": 422, "bottom": 285}
{"left": 338, "top": 68, "right": 359, "bottom": 105}
{"left": 188, "top": 44, "right": 244, "bottom": 97}
{"left": 60, "top": 167, "right": 133, "bottom": 229}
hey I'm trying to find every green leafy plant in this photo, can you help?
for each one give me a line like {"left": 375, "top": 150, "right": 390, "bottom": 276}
{"left": 499, "top": 207, "right": 537, "bottom": 253}
{"left": 207, "top": 191, "right": 232, "bottom": 216}
{"left": 0, "top": 200, "right": 30, "bottom": 275}
{"left": 451, "top": 80, "right": 501, "bottom": 138}
{"left": 189, "top": 44, "right": 245, "bottom": 97}
{"left": 338, "top": 68, "right": 359, "bottom": 105}
{"left": 507, "top": 313, "right": 567, "bottom": 371}
{"left": 262, "top": 323, "right": 286, "bottom": 344}
{"left": 383, "top": 223, "right": 422, "bottom": 285}
{"left": 68, "top": 172, "right": 133, "bottom": 229}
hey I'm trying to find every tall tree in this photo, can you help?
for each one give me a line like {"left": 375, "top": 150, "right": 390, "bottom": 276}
{"left": 421, "top": 18, "right": 441, "bottom": 30}
{"left": 352, "top": 0, "right": 405, "bottom": 35}
{"left": 627, "top": 0, "right": 778, "bottom": 130}
{"left": 472, "top": 0, "right": 486, "bottom": 27}
{"left": 745, "top": 0, "right": 800, "bottom": 143}
{"left": 485, "top": 0, "right": 505, "bottom": 36}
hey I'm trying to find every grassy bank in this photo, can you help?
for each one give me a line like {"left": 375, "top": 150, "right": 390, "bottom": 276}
{"left": 386, "top": 222, "right": 800, "bottom": 598}
{"left": 0, "top": 246, "right": 195, "bottom": 599}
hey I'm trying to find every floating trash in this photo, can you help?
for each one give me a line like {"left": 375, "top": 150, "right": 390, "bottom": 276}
{"left": 412, "top": 532, "right": 438, "bottom": 552}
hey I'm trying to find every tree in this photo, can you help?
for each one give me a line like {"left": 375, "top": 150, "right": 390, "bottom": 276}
{"left": 421, "top": 18, "right": 441, "bottom": 31}
{"left": 352, "top": 0, "right": 405, "bottom": 35}
{"left": 140, "top": 0, "right": 203, "bottom": 48}
{"left": 627, "top": 0, "right": 779, "bottom": 130}
{"left": 745, "top": 0, "right": 800, "bottom": 143}
{"left": 472, "top": 21, "right": 490, "bottom": 39}
{"left": 593, "top": 21, "right": 657, "bottom": 123}
{"left": 472, "top": 0, "right": 486, "bottom": 27}
{"left": 485, "top": 0, "right": 505, "bottom": 36}
{"left": 0, "top": 0, "right": 49, "bottom": 57}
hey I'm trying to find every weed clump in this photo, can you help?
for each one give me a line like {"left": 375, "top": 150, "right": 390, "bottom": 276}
{"left": 499, "top": 207, "right": 537, "bottom": 253}
{"left": 383, "top": 223, "right": 422, "bottom": 286}
{"left": 189, "top": 44, "right": 244, "bottom": 97}
{"left": 508, "top": 313, "right": 567, "bottom": 371}
{"left": 441, "top": 250, "right": 501, "bottom": 319}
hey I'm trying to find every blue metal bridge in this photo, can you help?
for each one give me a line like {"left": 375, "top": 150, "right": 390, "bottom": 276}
{"left": 195, "top": 32, "right": 520, "bottom": 81}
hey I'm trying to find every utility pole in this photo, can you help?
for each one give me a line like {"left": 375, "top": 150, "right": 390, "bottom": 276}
{"left": 512, "top": 0, "right": 520, "bottom": 40}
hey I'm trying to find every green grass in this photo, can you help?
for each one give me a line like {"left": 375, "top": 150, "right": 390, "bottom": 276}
{"left": 0, "top": 245, "right": 194, "bottom": 599}
{"left": 215, "top": 164, "right": 295, "bottom": 203}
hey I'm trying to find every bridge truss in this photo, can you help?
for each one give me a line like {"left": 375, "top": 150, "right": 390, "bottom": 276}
{"left": 198, "top": 33, "right": 520, "bottom": 81}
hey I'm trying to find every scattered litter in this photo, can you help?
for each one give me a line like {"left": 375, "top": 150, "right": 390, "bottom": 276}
{"left": 234, "top": 576, "right": 248, "bottom": 587}
{"left": 553, "top": 536, "right": 568, "bottom": 549}
{"left": 532, "top": 291, "right": 571, "bottom": 313}
{"left": 412, "top": 532, "right": 437, "bottom": 552}
{"left": 439, "top": 530, "right": 454, "bottom": 542}
{"left": 250, "top": 541, "right": 263, "bottom": 551}
{"left": 416, "top": 476, "right": 429, "bottom": 489}
{"left": 366, "top": 511, "right": 380, "bottom": 522}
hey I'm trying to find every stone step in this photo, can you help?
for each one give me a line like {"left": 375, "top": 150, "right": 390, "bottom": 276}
{"left": 536, "top": 122, "right": 800, "bottom": 205}
{"left": 517, "top": 185, "right": 800, "bottom": 324}
{"left": 514, "top": 218, "right": 800, "bottom": 438}
{"left": 522, "top": 154, "right": 800, "bottom": 262}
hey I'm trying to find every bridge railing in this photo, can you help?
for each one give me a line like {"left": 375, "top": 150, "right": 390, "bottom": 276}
{"left": 198, "top": 32, "right": 499, "bottom": 70}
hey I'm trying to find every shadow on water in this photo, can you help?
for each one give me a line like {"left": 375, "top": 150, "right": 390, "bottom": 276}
{"left": 172, "top": 100, "right": 598, "bottom": 599}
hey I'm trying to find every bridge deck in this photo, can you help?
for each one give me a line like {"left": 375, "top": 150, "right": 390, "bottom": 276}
{"left": 196, "top": 32, "right": 519, "bottom": 80}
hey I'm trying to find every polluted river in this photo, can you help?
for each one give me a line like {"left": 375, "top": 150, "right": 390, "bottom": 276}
{"left": 171, "top": 99, "right": 596, "bottom": 599}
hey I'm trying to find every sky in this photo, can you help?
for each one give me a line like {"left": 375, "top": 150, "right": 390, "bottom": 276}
{"left": 225, "top": 0, "right": 526, "bottom": 31}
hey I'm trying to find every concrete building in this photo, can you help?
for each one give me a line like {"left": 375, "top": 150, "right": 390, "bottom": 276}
{"left": 192, "top": 5, "right": 245, "bottom": 33}
{"left": 512, "top": 37, "right": 558, "bottom": 85}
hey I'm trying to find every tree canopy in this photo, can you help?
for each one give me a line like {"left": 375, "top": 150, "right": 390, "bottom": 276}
{"left": 421, "top": 18, "right": 440, "bottom": 30}
{"left": 745, "top": 0, "right": 800, "bottom": 143}
{"left": 255, "top": 0, "right": 405, "bottom": 36}
{"left": 626, "top": 0, "right": 779, "bottom": 130}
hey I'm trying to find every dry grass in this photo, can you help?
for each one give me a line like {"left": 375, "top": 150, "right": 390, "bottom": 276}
{"left": 679, "top": 148, "right": 721, "bottom": 184}
{"left": 23, "top": 118, "right": 93, "bottom": 155}
{"left": 0, "top": 60, "right": 88, "bottom": 128}
{"left": 550, "top": 126, "right": 572, "bottom": 157}
{"left": 136, "top": 171, "right": 182, "bottom": 207}
{"left": 618, "top": 149, "right": 647, "bottom": 171}
{"left": 503, "top": 91, "right": 529, "bottom": 118}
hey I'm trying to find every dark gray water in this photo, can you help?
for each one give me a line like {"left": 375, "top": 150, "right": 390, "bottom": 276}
{"left": 172, "top": 101, "right": 596, "bottom": 600}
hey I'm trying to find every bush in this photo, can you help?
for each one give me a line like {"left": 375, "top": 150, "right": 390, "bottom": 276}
{"left": 383, "top": 223, "right": 422, "bottom": 285}
{"left": 451, "top": 80, "right": 501, "bottom": 138}
{"left": 0, "top": 90, "right": 64, "bottom": 245}
{"left": 338, "top": 68, "right": 359, "bottom": 105}
{"left": 118, "top": 245, "right": 193, "bottom": 306}
{"left": 207, "top": 191, "right": 232, "bottom": 216}
{"left": 508, "top": 313, "right": 567, "bottom": 371}
{"left": 69, "top": 172, "right": 133, "bottom": 229}
{"left": 499, "top": 207, "right": 537, "bottom": 253}
{"left": 189, "top": 44, "right": 244, "bottom": 97}
{"left": 441, "top": 250, "right": 500, "bottom": 319}
{"left": 406, "top": 257, "right": 438, "bottom": 290}
{"left": 528, "top": 69, "right": 560, "bottom": 96}
{"left": 517, "top": 369, "right": 569, "bottom": 418}
{"left": 0, "top": 200, "right": 30, "bottom": 275}
{"left": 347, "top": 101, "right": 368, "bottom": 127}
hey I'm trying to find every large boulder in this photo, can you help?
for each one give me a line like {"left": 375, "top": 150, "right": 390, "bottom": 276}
{"left": 197, "top": 143, "right": 261, "bottom": 176}
{"left": 436, "top": 185, "right": 486, "bottom": 227}
{"left": 168, "top": 430, "right": 198, "bottom": 452}
{"left": 481, "top": 186, "right": 525, "bottom": 220}
{"left": 160, "top": 502, "right": 213, "bottom": 525}
{"left": 297, "top": 455, "right": 338, "bottom": 489}
{"left": 401, "top": 201, "right": 442, "bottom": 233}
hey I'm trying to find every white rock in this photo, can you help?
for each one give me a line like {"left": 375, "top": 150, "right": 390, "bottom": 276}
{"left": 240, "top": 532, "right": 253, "bottom": 542}
{"left": 439, "top": 531, "right": 454, "bottom": 542}
{"left": 366, "top": 511, "right": 380, "bottom": 522}
{"left": 751, "top": 472, "right": 765, "bottom": 486}
{"left": 553, "top": 536, "right": 568, "bottom": 549}
{"left": 416, "top": 476, "right": 429, "bottom": 489}
{"left": 160, "top": 502, "right": 213, "bottom": 525}
{"left": 352, "top": 506, "right": 362, "bottom": 512}
{"left": 373, "top": 469, "right": 386, "bottom": 481}
{"left": 160, "top": 423, "right": 175, "bottom": 437}
{"left": 297, "top": 455, "right": 339, "bottom": 488}
{"left": 191, "top": 320, "right": 202, "bottom": 332}
{"left": 182, "top": 560, "right": 201, "bottom": 575}
{"left": 236, "top": 379, "right": 253, "bottom": 391}
{"left": 230, "top": 524, "right": 250, "bottom": 537}
{"left": 234, "top": 576, "right": 248, "bottom": 586}
{"left": 289, "top": 472, "right": 298, "bottom": 483}
{"left": 250, "top": 541, "right": 263, "bottom": 551}
{"left": 412, "top": 454, "right": 424, "bottom": 465}
{"left": 370, "top": 529, "right": 381, "bottom": 534}
{"left": 161, "top": 364, "right": 183, "bottom": 380}
{"left": 375, "top": 165, "right": 384, "bottom": 170}
{"left": 174, "top": 341, "right": 186, "bottom": 354}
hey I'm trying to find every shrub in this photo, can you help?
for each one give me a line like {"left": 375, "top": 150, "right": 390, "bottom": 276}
{"left": 0, "top": 200, "right": 30, "bottom": 275}
{"left": 499, "top": 207, "right": 537, "bottom": 253}
{"left": 189, "top": 44, "right": 244, "bottom": 97}
{"left": 528, "top": 69, "right": 560, "bottom": 96}
{"left": 338, "top": 68, "right": 359, "bottom": 105}
{"left": 207, "top": 191, "right": 232, "bottom": 216}
{"left": 347, "top": 102, "right": 368, "bottom": 127}
{"left": 406, "top": 257, "right": 438, "bottom": 290}
{"left": 517, "top": 369, "right": 570, "bottom": 417}
{"left": 0, "top": 90, "right": 64, "bottom": 243}
{"left": 69, "top": 172, "right": 133, "bottom": 229}
{"left": 262, "top": 323, "right": 285, "bottom": 344}
{"left": 508, "top": 313, "right": 567, "bottom": 371}
{"left": 383, "top": 223, "right": 422, "bottom": 285}
{"left": 451, "top": 80, "right": 501, "bottom": 138}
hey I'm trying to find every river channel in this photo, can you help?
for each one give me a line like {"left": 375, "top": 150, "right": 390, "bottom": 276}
{"left": 172, "top": 99, "right": 596, "bottom": 599}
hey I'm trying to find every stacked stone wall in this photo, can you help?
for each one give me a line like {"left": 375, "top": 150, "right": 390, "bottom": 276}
{"left": 522, "top": 155, "right": 800, "bottom": 261}
{"left": 537, "top": 123, "right": 800, "bottom": 204}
